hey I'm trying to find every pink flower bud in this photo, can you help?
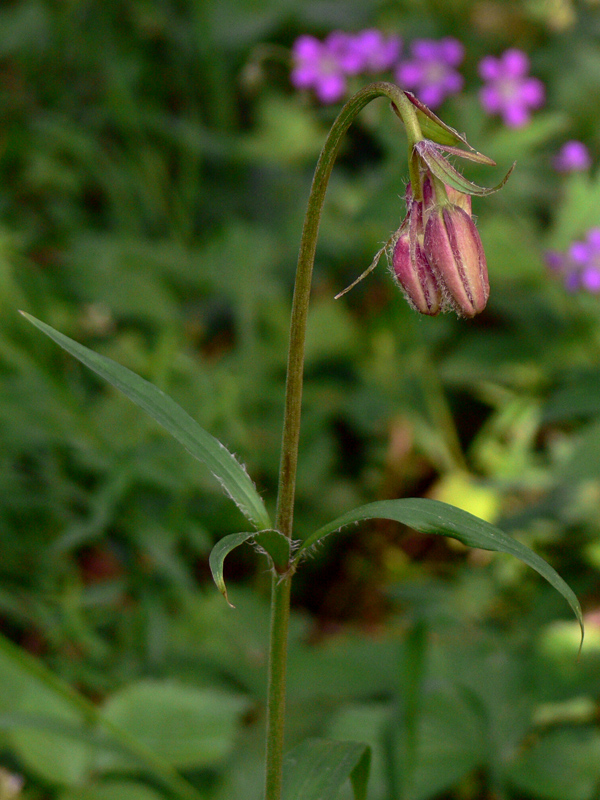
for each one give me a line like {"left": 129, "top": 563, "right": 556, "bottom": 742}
{"left": 392, "top": 200, "right": 442, "bottom": 315}
{"left": 424, "top": 204, "right": 489, "bottom": 318}
{"left": 443, "top": 184, "right": 472, "bottom": 214}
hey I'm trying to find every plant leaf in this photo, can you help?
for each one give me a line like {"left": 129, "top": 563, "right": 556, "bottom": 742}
{"left": 20, "top": 312, "right": 271, "bottom": 530}
{"left": 0, "top": 633, "right": 204, "bottom": 800}
{"left": 59, "top": 781, "right": 166, "bottom": 800}
{"left": 415, "top": 140, "right": 515, "bottom": 197}
{"left": 294, "top": 498, "right": 583, "bottom": 644}
{"left": 402, "top": 92, "right": 493, "bottom": 162}
{"left": 99, "top": 681, "right": 249, "bottom": 771}
{"left": 432, "top": 143, "right": 496, "bottom": 166}
{"left": 283, "top": 738, "right": 371, "bottom": 800}
{"left": 400, "top": 92, "right": 471, "bottom": 149}
{"left": 209, "top": 530, "right": 290, "bottom": 606}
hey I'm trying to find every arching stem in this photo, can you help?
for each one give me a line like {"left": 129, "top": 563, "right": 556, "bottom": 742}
{"left": 264, "top": 82, "right": 423, "bottom": 800}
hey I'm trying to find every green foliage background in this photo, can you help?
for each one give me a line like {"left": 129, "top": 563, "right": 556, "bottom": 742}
{"left": 1, "top": 0, "right": 600, "bottom": 798}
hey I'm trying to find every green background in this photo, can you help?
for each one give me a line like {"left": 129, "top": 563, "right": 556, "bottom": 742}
{"left": 1, "top": 0, "right": 600, "bottom": 798}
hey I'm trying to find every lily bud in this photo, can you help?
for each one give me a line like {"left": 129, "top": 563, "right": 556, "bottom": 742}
{"left": 392, "top": 198, "right": 442, "bottom": 315}
{"left": 424, "top": 203, "right": 489, "bottom": 318}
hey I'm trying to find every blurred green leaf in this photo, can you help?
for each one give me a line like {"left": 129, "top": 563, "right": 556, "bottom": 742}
{"left": 0, "top": 0, "right": 49, "bottom": 57}
{"left": 408, "top": 686, "right": 485, "bottom": 800}
{"left": 59, "top": 783, "right": 167, "bottom": 800}
{"left": 282, "top": 738, "right": 371, "bottom": 800}
{"left": 0, "top": 635, "right": 205, "bottom": 800}
{"left": 547, "top": 171, "right": 600, "bottom": 250}
{"left": 487, "top": 112, "right": 568, "bottom": 161}
{"left": 0, "top": 645, "right": 91, "bottom": 786}
{"left": 100, "top": 681, "right": 250, "bottom": 771}
{"left": 508, "top": 728, "right": 600, "bottom": 800}
{"left": 543, "top": 370, "right": 600, "bottom": 422}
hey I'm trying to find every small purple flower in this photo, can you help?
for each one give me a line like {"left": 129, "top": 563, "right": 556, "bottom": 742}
{"left": 291, "top": 34, "right": 348, "bottom": 103}
{"left": 325, "top": 31, "right": 365, "bottom": 75}
{"left": 546, "top": 228, "right": 600, "bottom": 293}
{"left": 350, "top": 29, "right": 402, "bottom": 72}
{"left": 291, "top": 30, "right": 402, "bottom": 104}
{"left": 478, "top": 49, "right": 545, "bottom": 127}
{"left": 554, "top": 140, "right": 592, "bottom": 172}
{"left": 395, "top": 37, "right": 465, "bottom": 108}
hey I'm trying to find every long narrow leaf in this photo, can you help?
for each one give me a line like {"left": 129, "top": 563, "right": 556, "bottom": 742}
{"left": 401, "top": 92, "right": 479, "bottom": 151}
{"left": 295, "top": 498, "right": 583, "bottom": 643}
{"left": 21, "top": 312, "right": 271, "bottom": 530}
{"left": 415, "top": 140, "right": 515, "bottom": 196}
{"left": 283, "top": 738, "right": 371, "bottom": 800}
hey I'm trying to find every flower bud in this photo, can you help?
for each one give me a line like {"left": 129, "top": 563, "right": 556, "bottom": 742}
{"left": 392, "top": 199, "right": 442, "bottom": 315}
{"left": 424, "top": 204, "right": 489, "bottom": 318}
{"left": 443, "top": 184, "right": 472, "bottom": 215}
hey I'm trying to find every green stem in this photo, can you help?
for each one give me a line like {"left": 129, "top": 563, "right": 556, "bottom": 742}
{"left": 418, "top": 349, "right": 468, "bottom": 472}
{"left": 264, "top": 82, "right": 423, "bottom": 800}
{"left": 264, "top": 574, "right": 292, "bottom": 799}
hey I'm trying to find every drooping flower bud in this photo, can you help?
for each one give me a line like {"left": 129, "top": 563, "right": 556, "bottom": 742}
{"left": 335, "top": 102, "right": 508, "bottom": 314}
{"left": 392, "top": 194, "right": 442, "bottom": 315}
{"left": 424, "top": 203, "right": 489, "bottom": 318}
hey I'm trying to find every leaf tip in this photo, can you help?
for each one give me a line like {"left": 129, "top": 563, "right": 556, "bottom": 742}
{"left": 577, "top": 620, "right": 585, "bottom": 658}
{"left": 219, "top": 583, "right": 236, "bottom": 609}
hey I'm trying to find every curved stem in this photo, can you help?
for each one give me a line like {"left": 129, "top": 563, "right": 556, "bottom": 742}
{"left": 274, "top": 82, "right": 422, "bottom": 541}
{"left": 264, "top": 83, "right": 422, "bottom": 800}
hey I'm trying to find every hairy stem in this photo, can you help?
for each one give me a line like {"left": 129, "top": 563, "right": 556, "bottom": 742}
{"left": 264, "top": 82, "right": 423, "bottom": 800}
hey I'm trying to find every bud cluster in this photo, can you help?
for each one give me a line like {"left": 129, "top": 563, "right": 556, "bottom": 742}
{"left": 333, "top": 91, "right": 512, "bottom": 314}
{"left": 391, "top": 177, "right": 489, "bottom": 318}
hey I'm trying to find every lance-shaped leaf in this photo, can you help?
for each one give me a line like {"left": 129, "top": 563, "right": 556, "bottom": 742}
{"left": 20, "top": 312, "right": 271, "bottom": 531}
{"left": 415, "top": 139, "right": 515, "bottom": 197}
{"left": 401, "top": 92, "right": 494, "bottom": 162}
{"left": 431, "top": 142, "right": 497, "bottom": 166}
{"left": 283, "top": 738, "right": 371, "bottom": 800}
{"left": 209, "top": 529, "right": 290, "bottom": 606}
{"left": 294, "top": 498, "right": 583, "bottom": 645}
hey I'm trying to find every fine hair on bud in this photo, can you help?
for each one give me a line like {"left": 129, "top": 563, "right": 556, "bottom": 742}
{"left": 424, "top": 204, "right": 489, "bottom": 318}
{"left": 391, "top": 200, "right": 442, "bottom": 315}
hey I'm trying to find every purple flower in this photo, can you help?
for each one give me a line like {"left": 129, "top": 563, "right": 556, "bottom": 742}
{"left": 325, "top": 31, "right": 365, "bottom": 75}
{"left": 350, "top": 29, "right": 402, "bottom": 72}
{"left": 395, "top": 37, "right": 465, "bottom": 108}
{"left": 291, "top": 30, "right": 402, "bottom": 104}
{"left": 291, "top": 34, "right": 348, "bottom": 103}
{"left": 554, "top": 140, "right": 592, "bottom": 172}
{"left": 546, "top": 228, "right": 600, "bottom": 293}
{"left": 478, "top": 49, "right": 545, "bottom": 127}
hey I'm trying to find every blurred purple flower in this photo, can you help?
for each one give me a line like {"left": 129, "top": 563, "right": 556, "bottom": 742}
{"left": 351, "top": 29, "right": 402, "bottom": 72}
{"left": 291, "top": 30, "right": 402, "bottom": 104}
{"left": 478, "top": 49, "right": 545, "bottom": 127}
{"left": 291, "top": 34, "right": 348, "bottom": 103}
{"left": 547, "top": 228, "right": 600, "bottom": 293}
{"left": 395, "top": 37, "right": 464, "bottom": 108}
{"left": 325, "top": 31, "right": 365, "bottom": 75}
{"left": 554, "top": 140, "right": 591, "bottom": 172}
